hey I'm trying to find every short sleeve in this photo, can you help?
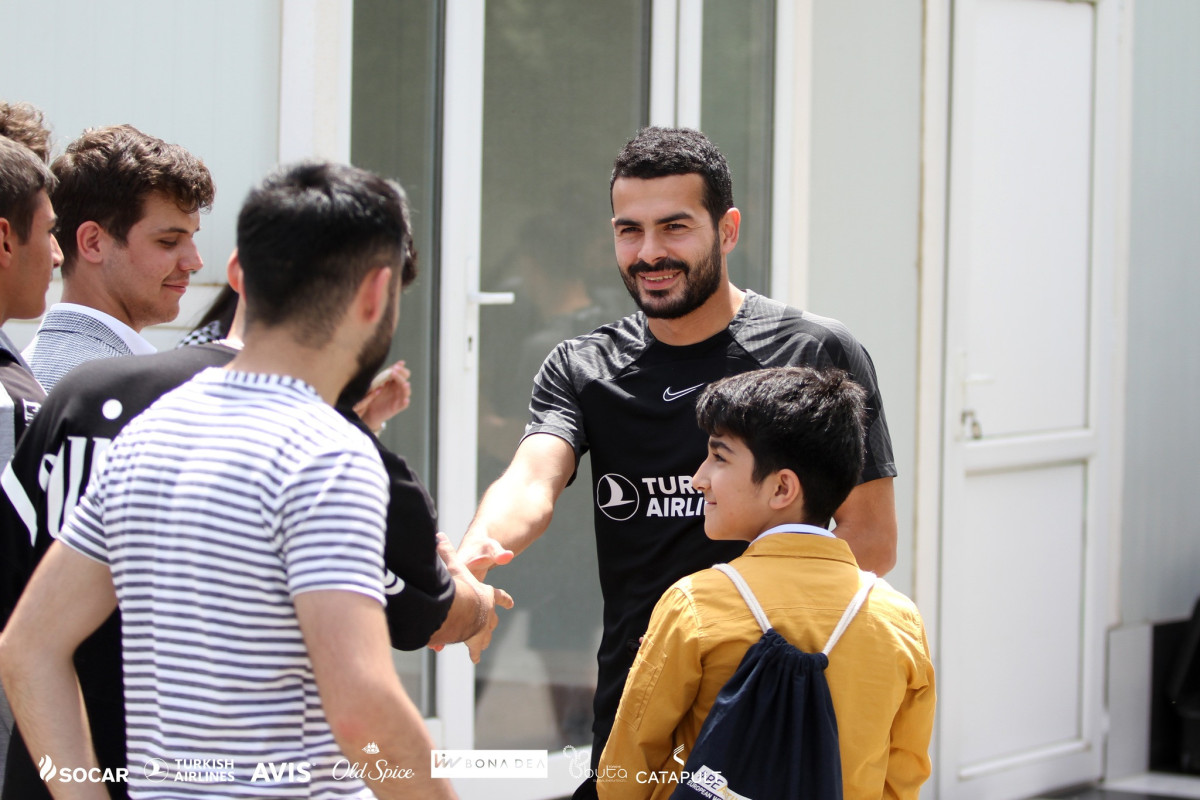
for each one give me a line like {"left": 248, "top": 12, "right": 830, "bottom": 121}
{"left": 524, "top": 341, "right": 587, "bottom": 460}
{"left": 56, "top": 471, "right": 111, "bottom": 566}
{"left": 789, "top": 321, "right": 896, "bottom": 483}
{"left": 280, "top": 446, "right": 389, "bottom": 604}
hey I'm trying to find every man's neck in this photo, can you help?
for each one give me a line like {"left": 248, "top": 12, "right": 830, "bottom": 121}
{"left": 60, "top": 281, "right": 138, "bottom": 331}
{"left": 646, "top": 282, "right": 746, "bottom": 346}
{"left": 226, "top": 327, "right": 356, "bottom": 406}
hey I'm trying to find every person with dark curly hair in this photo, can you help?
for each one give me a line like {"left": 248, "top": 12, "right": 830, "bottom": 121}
{"left": 22, "top": 124, "right": 215, "bottom": 391}
{"left": 0, "top": 102, "right": 52, "bottom": 164}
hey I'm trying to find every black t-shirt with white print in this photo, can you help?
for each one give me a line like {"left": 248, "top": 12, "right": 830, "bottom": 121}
{"left": 0, "top": 343, "right": 452, "bottom": 800}
{"left": 526, "top": 290, "right": 896, "bottom": 753}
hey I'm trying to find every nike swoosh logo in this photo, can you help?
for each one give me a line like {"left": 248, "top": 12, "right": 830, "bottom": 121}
{"left": 663, "top": 383, "right": 705, "bottom": 402}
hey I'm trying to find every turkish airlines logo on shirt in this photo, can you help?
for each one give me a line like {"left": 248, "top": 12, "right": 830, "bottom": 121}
{"left": 596, "top": 474, "right": 640, "bottom": 521}
{"left": 595, "top": 473, "right": 705, "bottom": 522}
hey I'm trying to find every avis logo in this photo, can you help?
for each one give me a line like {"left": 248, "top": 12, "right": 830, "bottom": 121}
{"left": 251, "top": 761, "right": 311, "bottom": 783}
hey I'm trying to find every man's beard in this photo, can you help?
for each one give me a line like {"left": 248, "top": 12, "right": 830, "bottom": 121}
{"left": 338, "top": 292, "right": 397, "bottom": 408}
{"left": 620, "top": 234, "right": 723, "bottom": 320}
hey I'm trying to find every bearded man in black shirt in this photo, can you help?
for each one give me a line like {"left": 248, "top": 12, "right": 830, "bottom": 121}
{"left": 458, "top": 127, "right": 899, "bottom": 798}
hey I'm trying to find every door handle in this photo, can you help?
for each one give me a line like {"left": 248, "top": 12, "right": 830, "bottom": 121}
{"left": 467, "top": 291, "right": 515, "bottom": 306}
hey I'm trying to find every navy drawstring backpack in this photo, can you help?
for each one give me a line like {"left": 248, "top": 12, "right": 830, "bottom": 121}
{"left": 670, "top": 563, "right": 876, "bottom": 800}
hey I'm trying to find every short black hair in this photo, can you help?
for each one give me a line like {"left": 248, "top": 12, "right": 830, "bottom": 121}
{"left": 236, "top": 161, "right": 412, "bottom": 346}
{"left": 0, "top": 136, "right": 56, "bottom": 241}
{"left": 695, "top": 367, "right": 868, "bottom": 525}
{"left": 610, "top": 127, "right": 733, "bottom": 226}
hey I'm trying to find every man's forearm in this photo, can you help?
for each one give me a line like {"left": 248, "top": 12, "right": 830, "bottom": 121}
{"left": 462, "top": 471, "right": 557, "bottom": 561}
{"left": 325, "top": 672, "right": 455, "bottom": 799}
{"left": 0, "top": 651, "right": 106, "bottom": 800}
{"left": 427, "top": 575, "right": 488, "bottom": 646}
{"left": 832, "top": 476, "right": 898, "bottom": 575}
{"left": 459, "top": 434, "right": 575, "bottom": 575}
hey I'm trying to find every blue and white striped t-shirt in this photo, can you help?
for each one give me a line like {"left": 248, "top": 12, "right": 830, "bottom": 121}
{"left": 59, "top": 368, "right": 387, "bottom": 799}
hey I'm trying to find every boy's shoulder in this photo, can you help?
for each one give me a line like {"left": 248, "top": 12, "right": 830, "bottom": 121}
{"left": 673, "top": 556, "right": 927, "bottom": 637}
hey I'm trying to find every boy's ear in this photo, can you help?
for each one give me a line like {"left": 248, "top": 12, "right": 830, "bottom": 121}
{"left": 768, "top": 468, "right": 804, "bottom": 511}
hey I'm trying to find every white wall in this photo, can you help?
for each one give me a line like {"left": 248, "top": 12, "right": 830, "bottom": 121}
{"left": 807, "top": 0, "right": 924, "bottom": 596}
{"left": 0, "top": 0, "right": 282, "bottom": 348}
{"left": 1121, "top": 0, "right": 1200, "bottom": 625}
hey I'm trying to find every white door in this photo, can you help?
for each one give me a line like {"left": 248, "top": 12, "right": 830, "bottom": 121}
{"left": 937, "top": 0, "right": 1120, "bottom": 798}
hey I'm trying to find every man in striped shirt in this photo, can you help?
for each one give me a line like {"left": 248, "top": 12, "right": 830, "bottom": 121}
{"left": 0, "top": 162, "right": 456, "bottom": 799}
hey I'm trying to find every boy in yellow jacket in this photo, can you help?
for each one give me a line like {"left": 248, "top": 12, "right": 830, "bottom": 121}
{"left": 599, "top": 366, "right": 935, "bottom": 800}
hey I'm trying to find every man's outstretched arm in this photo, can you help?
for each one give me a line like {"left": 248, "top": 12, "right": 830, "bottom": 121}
{"left": 297, "top": 589, "right": 457, "bottom": 800}
{"left": 456, "top": 432, "right": 576, "bottom": 579}
{"left": 0, "top": 542, "right": 116, "bottom": 800}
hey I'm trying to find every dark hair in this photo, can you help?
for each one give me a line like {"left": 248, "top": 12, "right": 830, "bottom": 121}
{"left": 51, "top": 124, "right": 214, "bottom": 273}
{"left": 0, "top": 102, "right": 52, "bottom": 163}
{"left": 695, "top": 366, "right": 868, "bottom": 525}
{"left": 236, "top": 161, "right": 413, "bottom": 346}
{"left": 610, "top": 127, "right": 734, "bottom": 225}
{"left": 0, "top": 137, "right": 57, "bottom": 241}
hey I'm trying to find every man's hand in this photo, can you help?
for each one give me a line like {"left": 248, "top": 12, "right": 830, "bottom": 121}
{"left": 456, "top": 533, "right": 515, "bottom": 582}
{"left": 431, "top": 534, "right": 514, "bottom": 662}
{"left": 353, "top": 360, "right": 412, "bottom": 433}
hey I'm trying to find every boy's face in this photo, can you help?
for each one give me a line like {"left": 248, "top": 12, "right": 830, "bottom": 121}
{"left": 691, "top": 432, "right": 776, "bottom": 541}
{"left": 98, "top": 191, "right": 202, "bottom": 331}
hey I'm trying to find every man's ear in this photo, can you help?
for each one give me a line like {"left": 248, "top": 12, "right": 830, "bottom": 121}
{"left": 225, "top": 250, "right": 243, "bottom": 294}
{"left": 357, "top": 266, "right": 394, "bottom": 324}
{"left": 0, "top": 218, "right": 14, "bottom": 268}
{"left": 75, "top": 221, "right": 106, "bottom": 265}
{"left": 719, "top": 207, "right": 741, "bottom": 255}
{"left": 769, "top": 468, "right": 804, "bottom": 511}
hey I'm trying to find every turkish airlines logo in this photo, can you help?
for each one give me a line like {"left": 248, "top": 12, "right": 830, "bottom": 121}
{"left": 596, "top": 473, "right": 639, "bottom": 521}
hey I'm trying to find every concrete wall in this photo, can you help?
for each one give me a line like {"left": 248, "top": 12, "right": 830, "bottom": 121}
{"left": 0, "top": 0, "right": 282, "bottom": 350}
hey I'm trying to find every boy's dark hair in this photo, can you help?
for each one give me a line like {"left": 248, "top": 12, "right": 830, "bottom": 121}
{"left": 610, "top": 126, "right": 734, "bottom": 226}
{"left": 0, "top": 137, "right": 57, "bottom": 241}
{"left": 51, "top": 124, "right": 215, "bottom": 274}
{"left": 695, "top": 366, "right": 868, "bottom": 525}
{"left": 236, "top": 161, "right": 413, "bottom": 347}
{"left": 0, "top": 102, "right": 52, "bottom": 163}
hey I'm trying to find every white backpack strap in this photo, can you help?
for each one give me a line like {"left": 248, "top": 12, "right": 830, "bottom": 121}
{"left": 713, "top": 563, "right": 771, "bottom": 634}
{"left": 821, "top": 572, "right": 877, "bottom": 656}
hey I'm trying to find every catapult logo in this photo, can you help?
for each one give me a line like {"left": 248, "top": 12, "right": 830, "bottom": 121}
{"left": 596, "top": 473, "right": 705, "bottom": 522}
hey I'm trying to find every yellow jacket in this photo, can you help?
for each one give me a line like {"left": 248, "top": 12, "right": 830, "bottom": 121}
{"left": 597, "top": 534, "right": 935, "bottom": 800}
